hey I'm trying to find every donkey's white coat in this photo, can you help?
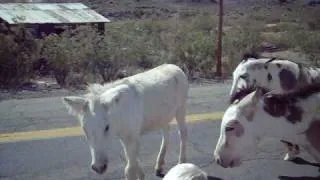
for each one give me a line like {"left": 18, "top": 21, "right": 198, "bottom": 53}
{"left": 63, "top": 64, "right": 189, "bottom": 180}
{"left": 214, "top": 88, "right": 320, "bottom": 168}
{"left": 230, "top": 58, "right": 320, "bottom": 97}
{"left": 230, "top": 58, "right": 320, "bottom": 160}
{"left": 163, "top": 163, "right": 208, "bottom": 180}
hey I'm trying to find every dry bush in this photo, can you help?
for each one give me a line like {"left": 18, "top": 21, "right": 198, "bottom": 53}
{"left": 40, "top": 25, "right": 124, "bottom": 86}
{"left": 0, "top": 26, "right": 41, "bottom": 88}
{"left": 4, "top": 3, "right": 318, "bottom": 89}
{"left": 222, "top": 23, "right": 263, "bottom": 71}
{"left": 41, "top": 27, "right": 85, "bottom": 87}
{"left": 169, "top": 30, "right": 216, "bottom": 78}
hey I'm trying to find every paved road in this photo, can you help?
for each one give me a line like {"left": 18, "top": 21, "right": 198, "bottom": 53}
{"left": 0, "top": 82, "right": 230, "bottom": 134}
{"left": 0, "top": 82, "right": 319, "bottom": 180}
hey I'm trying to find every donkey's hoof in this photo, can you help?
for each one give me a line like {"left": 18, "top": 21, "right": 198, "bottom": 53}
{"left": 156, "top": 169, "right": 165, "bottom": 178}
{"left": 283, "top": 153, "right": 295, "bottom": 161}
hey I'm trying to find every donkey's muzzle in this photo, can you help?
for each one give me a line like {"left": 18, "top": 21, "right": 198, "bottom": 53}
{"left": 92, "top": 164, "right": 107, "bottom": 174}
{"left": 215, "top": 157, "right": 228, "bottom": 168}
{"left": 215, "top": 155, "right": 240, "bottom": 168}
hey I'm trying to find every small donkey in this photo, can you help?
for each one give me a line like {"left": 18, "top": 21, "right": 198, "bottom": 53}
{"left": 63, "top": 64, "right": 189, "bottom": 180}
{"left": 229, "top": 55, "right": 320, "bottom": 161}
{"left": 215, "top": 83, "right": 320, "bottom": 168}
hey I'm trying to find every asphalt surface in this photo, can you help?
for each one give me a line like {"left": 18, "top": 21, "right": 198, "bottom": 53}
{"left": 0, "top": 82, "right": 229, "bottom": 134}
{"left": 0, "top": 81, "right": 320, "bottom": 180}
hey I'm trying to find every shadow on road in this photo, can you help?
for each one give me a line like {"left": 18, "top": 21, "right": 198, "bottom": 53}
{"left": 156, "top": 170, "right": 165, "bottom": 178}
{"left": 278, "top": 157, "right": 320, "bottom": 180}
{"left": 278, "top": 175, "right": 320, "bottom": 180}
{"left": 207, "top": 176, "right": 223, "bottom": 180}
{"left": 289, "top": 157, "right": 320, "bottom": 168}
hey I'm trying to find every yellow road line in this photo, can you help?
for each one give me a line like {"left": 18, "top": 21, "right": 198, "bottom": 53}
{"left": 0, "top": 112, "right": 224, "bottom": 143}
{"left": 183, "top": 112, "right": 224, "bottom": 123}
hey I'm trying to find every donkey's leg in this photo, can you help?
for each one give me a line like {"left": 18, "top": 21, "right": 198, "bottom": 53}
{"left": 176, "top": 104, "right": 187, "bottom": 164}
{"left": 136, "top": 158, "right": 145, "bottom": 180}
{"left": 121, "top": 138, "right": 145, "bottom": 180}
{"left": 303, "top": 121, "right": 320, "bottom": 162}
{"left": 281, "top": 140, "right": 300, "bottom": 161}
{"left": 302, "top": 144, "right": 320, "bottom": 162}
{"left": 155, "top": 125, "right": 170, "bottom": 177}
{"left": 284, "top": 145, "right": 300, "bottom": 161}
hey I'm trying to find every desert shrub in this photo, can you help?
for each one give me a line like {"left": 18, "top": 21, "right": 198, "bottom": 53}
{"left": 105, "top": 15, "right": 220, "bottom": 79}
{"left": 39, "top": 21, "right": 170, "bottom": 87}
{"left": 294, "top": 30, "right": 320, "bottom": 66}
{"left": 81, "top": 25, "right": 130, "bottom": 83}
{"left": 40, "top": 25, "right": 122, "bottom": 86}
{"left": 105, "top": 20, "right": 170, "bottom": 69}
{"left": 0, "top": 26, "right": 41, "bottom": 88}
{"left": 297, "top": 31, "right": 320, "bottom": 53}
{"left": 120, "top": 21, "right": 163, "bottom": 68}
{"left": 170, "top": 29, "right": 216, "bottom": 78}
{"left": 41, "top": 26, "right": 90, "bottom": 87}
{"left": 188, "top": 14, "right": 217, "bottom": 32}
{"left": 223, "top": 23, "right": 263, "bottom": 71}
{"left": 270, "top": 29, "right": 320, "bottom": 52}
{"left": 305, "top": 18, "right": 320, "bottom": 30}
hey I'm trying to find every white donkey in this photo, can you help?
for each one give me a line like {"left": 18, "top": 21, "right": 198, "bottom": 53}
{"left": 229, "top": 55, "right": 320, "bottom": 161}
{"left": 214, "top": 83, "right": 320, "bottom": 168}
{"left": 163, "top": 163, "right": 208, "bottom": 180}
{"left": 63, "top": 64, "right": 189, "bottom": 180}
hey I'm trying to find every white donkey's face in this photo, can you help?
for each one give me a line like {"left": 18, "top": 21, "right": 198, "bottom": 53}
{"left": 230, "top": 60, "right": 266, "bottom": 97}
{"left": 214, "top": 89, "right": 263, "bottom": 168}
{"left": 230, "top": 58, "right": 301, "bottom": 98}
{"left": 83, "top": 99, "right": 112, "bottom": 174}
{"left": 63, "top": 92, "right": 121, "bottom": 174}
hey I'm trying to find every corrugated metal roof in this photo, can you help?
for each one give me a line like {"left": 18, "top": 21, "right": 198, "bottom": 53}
{"left": 0, "top": 3, "right": 110, "bottom": 24}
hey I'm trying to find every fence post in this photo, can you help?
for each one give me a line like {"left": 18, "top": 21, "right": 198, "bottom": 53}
{"left": 215, "top": 0, "right": 223, "bottom": 78}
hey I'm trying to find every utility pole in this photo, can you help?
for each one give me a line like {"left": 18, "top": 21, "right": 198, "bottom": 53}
{"left": 215, "top": 0, "right": 223, "bottom": 78}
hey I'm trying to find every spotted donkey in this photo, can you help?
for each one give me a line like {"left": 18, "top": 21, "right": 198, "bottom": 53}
{"left": 215, "top": 82, "right": 320, "bottom": 168}
{"left": 229, "top": 54, "right": 320, "bottom": 161}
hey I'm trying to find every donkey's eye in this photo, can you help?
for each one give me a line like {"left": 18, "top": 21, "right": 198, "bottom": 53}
{"left": 239, "top": 74, "right": 248, "bottom": 79}
{"left": 104, "top": 124, "right": 110, "bottom": 132}
{"left": 225, "top": 127, "right": 234, "bottom": 132}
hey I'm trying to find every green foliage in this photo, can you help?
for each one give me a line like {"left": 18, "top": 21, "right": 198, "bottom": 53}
{"left": 0, "top": 26, "right": 41, "bottom": 88}
{"left": 1, "top": 3, "right": 319, "bottom": 89}
{"left": 223, "top": 23, "right": 263, "bottom": 70}
{"left": 292, "top": 30, "right": 320, "bottom": 66}
{"left": 107, "top": 19, "right": 169, "bottom": 67}
{"left": 171, "top": 30, "right": 216, "bottom": 78}
{"left": 41, "top": 27, "right": 85, "bottom": 86}
{"left": 296, "top": 31, "right": 320, "bottom": 53}
{"left": 266, "top": 29, "right": 320, "bottom": 56}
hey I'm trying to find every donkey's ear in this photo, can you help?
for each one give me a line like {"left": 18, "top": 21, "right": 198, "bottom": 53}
{"left": 240, "top": 88, "right": 264, "bottom": 121}
{"left": 63, "top": 96, "right": 88, "bottom": 116}
{"left": 241, "top": 103, "right": 256, "bottom": 121}
{"left": 248, "top": 86, "right": 267, "bottom": 107}
{"left": 252, "top": 87, "right": 265, "bottom": 103}
{"left": 100, "top": 91, "right": 122, "bottom": 110}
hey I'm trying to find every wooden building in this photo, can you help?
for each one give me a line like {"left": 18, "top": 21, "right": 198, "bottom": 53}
{"left": 0, "top": 3, "right": 110, "bottom": 37}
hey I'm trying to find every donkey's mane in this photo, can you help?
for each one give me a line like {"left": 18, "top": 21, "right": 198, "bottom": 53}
{"left": 230, "top": 82, "right": 320, "bottom": 105}
{"left": 85, "top": 78, "right": 129, "bottom": 98}
{"left": 229, "top": 85, "right": 269, "bottom": 104}
{"left": 266, "top": 82, "right": 320, "bottom": 101}
{"left": 240, "top": 53, "right": 320, "bottom": 70}
{"left": 242, "top": 52, "right": 260, "bottom": 61}
{"left": 262, "top": 82, "right": 320, "bottom": 123}
{"left": 241, "top": 52, "right": 282, "bottom": 66}
{"left": 264, "top": 57, "right": 277, "bottom": 64}
{"left": 297, "top": 62, "right": 320, "bottom": 70}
